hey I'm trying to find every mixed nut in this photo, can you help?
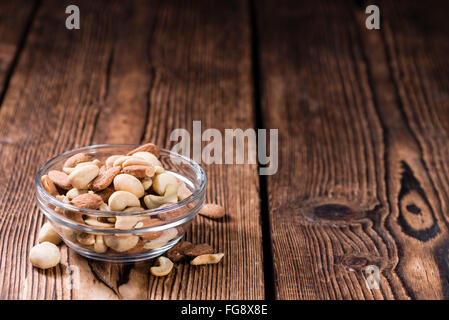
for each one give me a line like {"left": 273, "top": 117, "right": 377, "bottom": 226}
{"left": 31, "top": 143, "right": 225, "bottom": 276}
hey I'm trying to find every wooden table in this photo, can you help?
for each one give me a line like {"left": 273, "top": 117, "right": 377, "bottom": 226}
{"left": 0, "top": 0, "right": 448, "bottom": 300}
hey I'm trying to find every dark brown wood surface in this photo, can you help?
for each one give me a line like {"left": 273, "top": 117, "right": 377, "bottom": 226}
{"left": 0, "top": 0, "right": 448, "bottom": 300}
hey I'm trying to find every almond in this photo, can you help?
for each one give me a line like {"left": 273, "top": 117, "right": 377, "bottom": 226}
{"left": 199, "top": 203, "right": 225, "bottom": 219}
{"left": 127, "top": 143, "right": 159, "bottom": 157}
{"left": 184, "top": 243, "right": 214, "bottom": 257}
{"left": 122, "top": 165, "right": 155, "bottom": 178}
{"left": 71, "top": 193, "right": 103, "bottom": 210}
{"left": 48, "top": 170, "right": 72, "bottom": 190}
{"left": 96, "top": 186, "right": 115, "bottom": 203}
{"left": 135, "top": 218, "right": 163, "bottom": 241}
{"left": 91, "top": 166, "right": 121, "bottom": 191}
{"left": 166, "top": 241, "right": 193, "bottom": 262}
{"left": 41, "top": 175, "right": 58, "bottom": 196}
{"left": 63, "top": 152, "right": 90, "bottom": 168}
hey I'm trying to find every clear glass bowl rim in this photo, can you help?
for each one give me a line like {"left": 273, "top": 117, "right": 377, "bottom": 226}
{"left": 35, "top": 144, "right": 207, "bottom": 233}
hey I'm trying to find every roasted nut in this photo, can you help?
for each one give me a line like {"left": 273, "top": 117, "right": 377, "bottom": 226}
{"left": 155, "top": 166, "right": 165, "bottom": 174}
{"left": 99, "top": 202, "right": 110, "bottom": 211}
{"left": 113, "top": 174, "right": 145, "bottom": 198}
{"left": 71, "top": 193, "right": 103, "bottom": 210}
{"left": 112, "top": 156, "right": 133, "bottom": 167}
{"left": 127, "top": 143, "right": 159, "bottom": 157}
{"left": 132, "top": 151, "right": 162, "bottom": 168}
{"left": 94, "top": 235, "right": 108, "bottom": 253}
{"left": 63, "top": 152, "right": 90, "bottom": 168}
{"left": 122, "top": 157, "right": 153, "bottom": 167}
{"left": 66, "top": 188, "right": 88, "bottom": 200}
{"left": 105, "top": 155, "right": 122, "bottom": 167}
{"left": 41, "top": 175, "right": 58, "bottom": 196}
{"left": 115, "top": 208, "right": 145, "bottom": 229}
{"left": 48, "top": 170, "right": 72, "bottom": 190}
{"left": 122, "top": 165, "right": 155, "bottom": 178}
{"left": 68, "top": 164, "right": 99, "bottom": 189}
{"left": 84, "top": 217, "right": 114, "bottom": 228}
{"left": 184, "top": 243, "right": 214, "bottom": 257}
{"left": 108, "top": 190, "right": 141, "bottom": 211}
{"left": 152, "top": 173, "right": 179, "bottom": 195}
{"left": 91, "top": 165, "right": 121, "bottom": 191}
{"left": 166, "top": 241, "right": 193, "bottom": 262}
{"left": 134, "top": 218, "right": 163, "bottom": 240}
{"left": 199, "top": 203, "right": 225, "bottom": 219}
{"left": 141, "top": 177, "right": 152, "bottom": 190}
{"left": 177, "top": 181, "right": 192, "bottom": 200}
{"left": 144, "top": 184, "right": 178, "bottom": 209}
{"left": 29, "top": 242, "right": 60, "bottom": 269}
{"left": 150, "top": 257, "right": 173, "bottom": 276}
{"left": 123, "top": 239, "right": 146, "bottom": 254}
{"left": 190, "top": 253, "right": 224, "bottom": 265}
{"left": 143, "top": 228, "right": 178, "bottom": 250}
{"left": 104, "top": 235, "right": 139, "bottom": 252}
{"left": 76, "top": 232, "right": 95, "bottom": 246}
{"left": 38, "top": 222, "right": 62, "bottom": 245}
{"left": 96, "top": 186, "right": 115, "bottom": 203}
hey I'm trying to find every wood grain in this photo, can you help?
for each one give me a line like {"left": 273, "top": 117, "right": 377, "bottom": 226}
{"left": 0, "top": 0, "right": 264, "bottom": 299}
{"left": 255, "top": 0, "right": 449, "bottom": 299}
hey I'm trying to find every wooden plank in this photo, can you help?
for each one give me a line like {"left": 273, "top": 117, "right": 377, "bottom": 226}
{"left": 255, "top": 0, "right": 449, "bottom": 299}
{"left": 0, "top": 0, "right": 263, "bottom": 299}
{"left": 0, "top": 1, "right": 36, "bottom": 101}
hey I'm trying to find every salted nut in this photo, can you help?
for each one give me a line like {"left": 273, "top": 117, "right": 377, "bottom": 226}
{"left": 144, "top": 184, "right": 178, "bottom": 209}
{"left": 113, "top": 174, "right": 145, "bottom": 198}
{"left": 104, "top": 235, "right": 139, "bottom": 252}
{"left": 69, "top": 164, "right": 99, "bottom": 189}
{"left": 150, "top": 257, "right": 174, "bottom": 276}
{"left": 36, "top": 143, "right": 226, "bottom": 261}
{"left": 108, "top": 190, "right": 140, "bottom": 211}
{"left": 143, "top": 228, "right": 178, "bottom": 250}
{"left": 29, "top": 242, "right": 60, "bottom": 269}
{"left": 38, "top": 222, "right": 61, "bottom": 245}
{"left": 94, "top": 235, "right": 108, "bottom": 253}
{"left": 190, "top": 253, "right": 225, "bottom": 265}
{"left": 152, "top": 173, "right": 179, "bottom": 195}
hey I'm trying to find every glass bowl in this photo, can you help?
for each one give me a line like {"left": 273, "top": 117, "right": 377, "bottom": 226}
{"left": 35, "top": 144, "right": 206, "bottom": 263}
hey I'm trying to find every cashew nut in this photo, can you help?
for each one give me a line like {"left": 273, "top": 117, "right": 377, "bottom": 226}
{"left": 84, "top": 217, "right": 115, "bottom": 228}
{"left": 113, "top": 174, "right": 145, "bottom": 198}
{"left": 190, "top": 253, "right": 224, "bottom": 265}
{"left": 94, "top": 235, "right": 108, "bottom": 253}
{"left": 105, "top": 155, "right": 122, "bottom": 167}
{"left": 41, "top": 175, "right": 58, "bottom": 196}
{"left": 114, "top": 207, "right": 145, "bottom": 229}
{"left": 29, "top": 242, "right": 60, "bottom": 269}
{"left": 144, "top": 184, "right": 178, "bottom": 209}
{"left": 104, "top": 235, "right": 139, "bottom": 252}
{"left": 122, "top": 157, "right": 153, "bottom": 168}
{"left": 112, "top": 155, "right": 133, "bottom": 167}
{"left": 76, "top": 232, "right": 95, "bottom": 246}
{"left": 150, "top": 257, "right": 174, "bottom": 276}
{"left": 143, "top": 228, "right": 178, "bottom": 249}
{"left": 38, "top": 222, "right": 62, "bottom": 245}
{"left": 132, "top": 151, "right": 162, "bottom": 168}
{"left": 66, "top": 188, "right": 88, "bottom": 200}
{"left": 141, "top": 177, "right": 152, "bottom": 190}
{"left": 177, "top": 180, "right": 192, "bottom": 200}
{"left": 152, "top": 173, "right": 179, "bottom": 195}
{"left": 108, "top": 190, "right": 141, "bottom": 211}
{"left": 68, "top": 164, "right": 99, "bottom": 189}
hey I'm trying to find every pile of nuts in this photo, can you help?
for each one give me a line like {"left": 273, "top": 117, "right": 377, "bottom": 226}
{"left": 31, "top": 143, "right": 225, "bottom": 276}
